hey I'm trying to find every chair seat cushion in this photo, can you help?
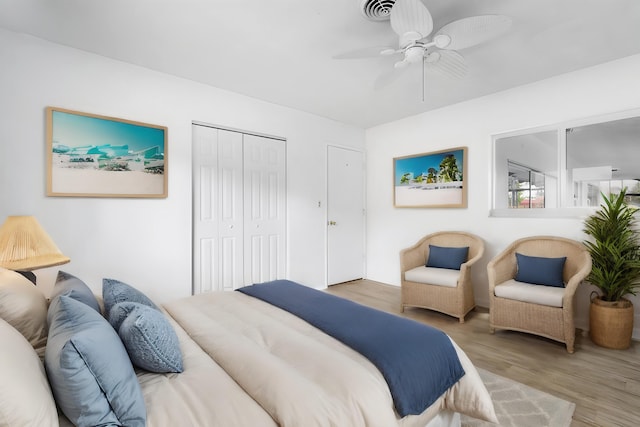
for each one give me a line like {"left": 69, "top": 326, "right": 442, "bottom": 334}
{"left": 404, "top": 266, "right": 460, "bottom": 288}
{"left": 494, "top": 279, "right": 564, "bottom": 308}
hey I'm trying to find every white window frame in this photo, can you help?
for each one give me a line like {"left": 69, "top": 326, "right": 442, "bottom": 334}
{"left": 491, "top": 108, "right": 640, "bottom": 218}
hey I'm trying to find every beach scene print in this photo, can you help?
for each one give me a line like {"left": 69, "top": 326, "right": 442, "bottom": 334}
{"left": 48, "top": 109, "right": 167, "bottom": 197}
{"left": 394, "top": 148, "right": 466, "bottom": 207}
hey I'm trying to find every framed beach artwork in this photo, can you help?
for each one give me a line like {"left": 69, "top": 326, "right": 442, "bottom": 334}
{"left": 393, "top": 147, "right": 467, "bottom": 208}
{"left": 46, "top": 107, "right": 168, "bottom": 198}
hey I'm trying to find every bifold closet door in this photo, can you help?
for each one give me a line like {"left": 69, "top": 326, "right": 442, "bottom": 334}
{"left": 192, "top": 126, "right": 244, "bottom": 293}
{"left": 243, "top": 134, "right": 286, "bottom": 285}
{"left": 193, "top": 125, "right": 286, "bottom": 294}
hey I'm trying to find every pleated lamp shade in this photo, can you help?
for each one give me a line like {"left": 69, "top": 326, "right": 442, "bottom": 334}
{"left": 0, "top": 215, "right": 70, "bottom": 271}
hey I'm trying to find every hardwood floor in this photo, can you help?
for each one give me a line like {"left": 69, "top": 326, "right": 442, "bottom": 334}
{"left": 326, "top": 279, "right": 640, "bottom": 427}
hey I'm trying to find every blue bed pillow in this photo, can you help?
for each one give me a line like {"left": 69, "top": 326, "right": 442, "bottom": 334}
{"left": 515, "top": 253, "right": 566, "bottom": 287}
{"left": 50, "top": 271, "right": 100, "bottom": 313}
{"left": 45, "top": 296, "right": 146, "bottom": 427}
{"left": 110, "top": 302, "right": 183, "bottom": 373}
{"left": 102, "top": 278, "right": 158, "bottom": 316}
{"left": 426, "top": 245, "right": 469, "bottom": 270}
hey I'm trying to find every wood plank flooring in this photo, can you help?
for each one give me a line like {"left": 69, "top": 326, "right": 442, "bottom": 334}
{"left": 326, "top": 280, "right": 640, "bottom": 427}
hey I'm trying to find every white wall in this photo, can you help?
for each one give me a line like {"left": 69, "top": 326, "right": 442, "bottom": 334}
{"left": 0, "top": 28, "right": 364, "bottom": 301}
{"left": 365, "top": 54, "right": 640, "bottom": 338}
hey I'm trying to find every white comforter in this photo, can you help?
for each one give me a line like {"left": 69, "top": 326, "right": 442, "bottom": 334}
{"left": 151, "top": 291, "right": 497, "bottom": 427}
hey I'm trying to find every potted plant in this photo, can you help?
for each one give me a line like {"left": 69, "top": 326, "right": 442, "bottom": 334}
{"left": 583, "top": 188, "right": 640, "bottom": 349}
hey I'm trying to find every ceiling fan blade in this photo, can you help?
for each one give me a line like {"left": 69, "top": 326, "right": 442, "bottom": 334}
{"left": 434, "top": 15, "right": 512, "bottom": 51}
{"left": 424, "top": 50, "right": 467, "bottom": 79}
{"left": 390, "top": 0, "right": 434, "bottom": 44}
{"left": 374, "top": 65, "right": 409, "bottom": 90}
{"left": 333, "top": 46, "right": 399, "bottom": 59}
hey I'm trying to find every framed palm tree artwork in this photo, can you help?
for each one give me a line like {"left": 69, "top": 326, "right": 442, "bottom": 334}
{"left": 393, "top": 147, "right": 467, "bottom": 208}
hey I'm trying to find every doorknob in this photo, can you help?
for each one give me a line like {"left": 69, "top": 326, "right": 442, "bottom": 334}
{"left": 328, "top": 220, "right": 337, "bottom": 226}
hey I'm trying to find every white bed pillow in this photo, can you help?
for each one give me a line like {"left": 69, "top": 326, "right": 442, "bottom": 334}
{"left": 0, "top": 268, "right": 48, "bottom": 357}
{"left": 0, "top": 317, "right": 59, "bottom": 427}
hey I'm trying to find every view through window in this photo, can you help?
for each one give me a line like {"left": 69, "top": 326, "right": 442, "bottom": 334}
{"left": 508, "top": 161, "right": 545, "bottom": 209}
{"left": 492, "top": 110, "right": 640, "bottom": 215}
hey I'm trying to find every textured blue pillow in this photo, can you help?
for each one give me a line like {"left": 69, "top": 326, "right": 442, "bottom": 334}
{"left": 110, "top": 302, "right": 183, "bottom": 373}
{"left": 50, "top": 271, "right": 100, "bottom": 313}
{"left": 426, "top": 245, "right": 469, "bottom": 270}
{"left": 45, "top": 296, "right": 146, "bottom": 427}
{"left": 103, "top": 278, "right": 158, "bottom": 316}
{"left": 515, "top": 253, "right": 567, "bottom": 287}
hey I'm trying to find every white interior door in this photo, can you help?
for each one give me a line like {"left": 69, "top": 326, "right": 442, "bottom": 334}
{"left": 327, "top": 146, "right": 364, "bottom": 285}
{"left": 192, "top": 125, "right": 244, "bottom": 293}
{"left": 243, "top": 134, "right": 287, "bottom": 285}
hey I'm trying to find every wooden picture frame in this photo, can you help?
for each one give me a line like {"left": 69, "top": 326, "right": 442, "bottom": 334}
{"left": 46, "top": 107, "right": 168, "bottom": 198}
{"left": 393, "top": 147, "right": 467, "bottom": 208}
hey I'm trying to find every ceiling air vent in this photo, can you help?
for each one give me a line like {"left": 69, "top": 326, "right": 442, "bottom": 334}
{"left": 359, "top": 0, "right": 395, "bottom": 21}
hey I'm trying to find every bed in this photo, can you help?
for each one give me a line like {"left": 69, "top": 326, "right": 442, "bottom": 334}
{"left": 0, "top": 268, "right": 497, "bottom": 427}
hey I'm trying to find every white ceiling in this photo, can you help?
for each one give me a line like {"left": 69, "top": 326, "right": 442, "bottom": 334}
{"left": 1, "top": 0, "right": 640, "bottom": 128}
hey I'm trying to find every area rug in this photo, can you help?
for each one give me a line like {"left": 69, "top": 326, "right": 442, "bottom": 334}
{"left": 461, "top": 368, "right": 575, "bottom": 427}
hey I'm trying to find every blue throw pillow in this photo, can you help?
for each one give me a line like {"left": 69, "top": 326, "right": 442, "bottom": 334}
{"left": 110, "top": 302, "right": 183, "bottom": 373}
{"left": 50, "top": 271, "right": 100, "bottom": 313}
{"left": 515, "top": 253, "right": 566, "bottom": 287}
{"left": 45, "top": 296, "right": 146, "bottom": 427}
{"left": 103, "top": 278, "right": 158, "bottom": 316}
{"left": 426, "top": 245, "right": 469, "bottom": 270}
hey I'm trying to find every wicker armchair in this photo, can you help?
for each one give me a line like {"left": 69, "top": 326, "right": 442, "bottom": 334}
{"left": 488, "top": 236, "right": 592, "bottom": 353}
{"left": 400, "top": 231, "right": 485, "bottom": 323}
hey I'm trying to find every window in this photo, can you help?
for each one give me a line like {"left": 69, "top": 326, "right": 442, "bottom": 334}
{"left": 493, "top": 129, "right": 558, "bottom": 212}
{"left": 566, "top": 118, "right": 640, "bottom": 208}
{"left": 508, "top": 161, "right": 545, "bottom": 209}
{"left": 492, "top": 109, "right": 640, "bottom": 216}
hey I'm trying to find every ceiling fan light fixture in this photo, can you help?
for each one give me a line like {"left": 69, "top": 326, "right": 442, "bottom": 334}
{"left": 405, "top": 45, "right": 425, "bottom": 63}
{"left": 433, "top": 34, "right": 451, "bottom": 49}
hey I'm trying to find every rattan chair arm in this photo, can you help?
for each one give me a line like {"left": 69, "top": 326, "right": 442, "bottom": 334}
{"left": 465, "top": 243, "right": 485, "bottom": 267}
{"left": 562, "top": 252, "right": 592, "bottom": 302}
{"left": 458, "top": 243, "right": 484, "bottom": 281}
{"left": 487, "top": 248, "right": 517, "bottom": 292}
{"left": 399, "top": 245, "right": 426, "bottom": 273}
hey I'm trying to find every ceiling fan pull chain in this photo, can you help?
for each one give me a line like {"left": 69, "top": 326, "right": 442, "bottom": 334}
{"left": 422, "top": 57, "right": 425, "bottom": 103}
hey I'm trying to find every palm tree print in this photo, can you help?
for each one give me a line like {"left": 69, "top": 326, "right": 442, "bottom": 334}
{"left": 427, "top": 168, "right": 437, "bottom": 183}
{"left": 438, "top": 154, "right": 462, "bottom": 182}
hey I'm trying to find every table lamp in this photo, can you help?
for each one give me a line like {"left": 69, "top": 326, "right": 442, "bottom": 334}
{"left": 0, "top": 215, "right": 70, "bottom": 284}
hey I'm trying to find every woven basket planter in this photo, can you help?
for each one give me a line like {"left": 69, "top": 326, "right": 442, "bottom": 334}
{"left": 589, "top": 297, "right": 634, "bottom": 350}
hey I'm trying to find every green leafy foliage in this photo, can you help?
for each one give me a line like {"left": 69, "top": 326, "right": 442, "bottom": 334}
{"left": 583, "top": 189, "right": 640, "bottom": 301}
{"left": 438, "top": 155, "right": 462, "bottom": 182}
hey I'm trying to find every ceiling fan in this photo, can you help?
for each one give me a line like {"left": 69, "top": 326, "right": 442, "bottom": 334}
{"left": 336, "top": 0, "right": 512, "bottom": 90}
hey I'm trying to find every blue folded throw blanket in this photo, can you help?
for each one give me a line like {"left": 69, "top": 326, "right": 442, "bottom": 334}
{"left": 237, "top": 280, "right": 465, "bottom": 417}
